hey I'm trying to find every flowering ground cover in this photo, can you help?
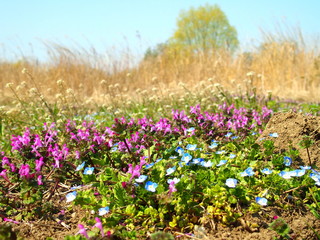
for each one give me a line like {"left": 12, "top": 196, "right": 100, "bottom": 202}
{"left": 0, "top": 97, "right": 320, "bottom": 239}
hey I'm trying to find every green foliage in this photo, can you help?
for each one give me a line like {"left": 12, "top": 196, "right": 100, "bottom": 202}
{"left": 170, "top": 4, "right": 239, "bottom": 53}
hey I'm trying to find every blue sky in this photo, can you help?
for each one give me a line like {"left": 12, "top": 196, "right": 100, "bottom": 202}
{"left": 0, "top": 0, "right": 319, "bottom": 61}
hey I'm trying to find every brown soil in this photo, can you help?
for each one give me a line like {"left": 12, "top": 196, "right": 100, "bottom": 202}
{"left": 257, "top": 111, "right": 320, "bottom": 168}
{"left": 1, "top": 112, "right": 320, "bottom": 240}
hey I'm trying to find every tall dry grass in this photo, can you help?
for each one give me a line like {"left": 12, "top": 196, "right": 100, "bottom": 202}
{"left": 0, "top": 28, "right": 319, "bottom": 108}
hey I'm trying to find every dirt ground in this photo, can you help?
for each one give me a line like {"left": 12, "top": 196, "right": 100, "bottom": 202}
{"left": 1, "top": 111, "right": 320, "bottom": 240}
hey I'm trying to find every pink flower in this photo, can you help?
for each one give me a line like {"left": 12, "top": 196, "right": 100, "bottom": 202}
{"left": 0, "top": 169, "right": 10, "bottom": 183}
{"left": 77, "top": 224, "right": 89, "bottom": 239}
{"left": 92, "top": 217, "right": 104, "bottom": 237}
{"left": 37, "top": 175, "right": 43, "bottom": 185}
{"left": 169, "top": 181, "right": 177, "bottom": 193}
{"left": 4, "top": 218, "right": 20, "bottom": 224}
{"left": 19, "top": 164, "right": 32, "bottom": 179}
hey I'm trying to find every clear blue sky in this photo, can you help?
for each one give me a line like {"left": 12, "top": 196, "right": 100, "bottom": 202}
{"left": 0, "top": 0, "right": 319, "bottom": 62}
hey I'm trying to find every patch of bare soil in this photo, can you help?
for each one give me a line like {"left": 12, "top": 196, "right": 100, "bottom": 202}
{"left": 258, "top": 111, "right": 320, "bottom": 168}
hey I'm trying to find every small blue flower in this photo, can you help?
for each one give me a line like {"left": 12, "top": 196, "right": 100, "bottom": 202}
{"left": 291, "top": 169, "right": 305, "bottom": 177}
{"left": 98, "top": 206, "right": 110, "bottom": 216}
{"left": 215, "top": 150, "right": 226, "bottom": 155}
{"left": 166, "top": 166, "right": 176, "bottom": 176}
{"left": 75, "top": 162, "right": 85, "bottom": 171}
{"left": 169, "top": 156, "right": 177, "bottom": 159}
{"left": 228, "top": 154, "right": 236, "bottom": 159}
{"left": 309, "top": 172, "right": 320, "bottom": 184}
{"left": 167, "top": 177, "right": 180, "bottom": 184}
{"left": 226, "top": 178, "right": 238, "bottom": 188}
{"left": 66, "top": 191, "right": 77, "bottom": 202}
{"left": 186, "top": 144, "right": 197, "bottom": 151}
{"left": 145, "top": 181, "right": 158, "bottom": 192}
{"left": 269, "top": 133, "right": 279, "bottom": 138}
{"left": 300, "top": 166, "right": 311, "bottom": 170}
{"left": 83, "top": 167, "right": 94, "bottom": 175}
{"left": 155, "top": 158, "right": 162, "bottom": 163}
{"left": 240, "top": 167, "right": 255, "bottom": 177}
{"left": 186, "top": 127, "right": 195, "bottom": 132}
{"left": 216, "top": 160, "right": 227, "bottom": 167}
{"left": 135, "top": 175, "right": 148, "bottom": 183}
{"left": 225, "top": 132, "right": 233, "bottom": 138}
{"left": 283, "top": 157, "right": 292, "bottom": 166}
{"left": 251, "top": 132, "right": 257, "bottom": 135}
{"left": 181, "top": 153, "right": 192, "bottom": 163}
{"left": 192, "top": 158, "right": 204, "bottom": 165}
{"left": 231, "top": 136, "right": 239, "bottom": 140}
{"left": 255, "top": 197, "right": 268, "bottom": 206}
{"left": 261, "top": 168, "right": 273, "bottom": 175}
{"left": 175, "top": 147, "right": 184, "bottom": 155}
{"left": 209, "top": 141, "right": 218, "bottom": 149}
{"left": 201, "top": 161, "right": 213, "bottom": 168}
{"left": 279, "top": 171, "right": 293, "bottom": 179}
{"left": 145, "top": 162, "right": 155, "bottom": 169}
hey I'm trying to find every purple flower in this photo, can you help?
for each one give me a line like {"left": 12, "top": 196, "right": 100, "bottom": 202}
{"left": 37, "top": 175, "right": 43, "bottom": 185}
{"left": 0, "top": 169, "right": 10, "bottom": 183}
{"left": 92, "top": 217, "right": 104, "bottom": 237}
{"left": 169, "top": 181, "right": 177, "bottom": 193}
{"left": 77, "top": 224, "right": 89, "bottom": 239}
{"left": 35, "top": 157, "right": 44, "bottom": 172}
{"left": 19, "top": 164, "right": 32, "bottom": 179}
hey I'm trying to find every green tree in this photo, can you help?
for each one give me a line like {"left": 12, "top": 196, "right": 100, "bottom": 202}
{"left": 170, "top": 4, "right": 239, "bottom": 54}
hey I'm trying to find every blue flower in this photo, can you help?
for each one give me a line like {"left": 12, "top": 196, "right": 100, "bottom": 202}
{"left": 231, "top": 136, "right": 239, "bottom": 140}
{"left": 186, "top": 127, "right": 195, "bottom": 132}
{"left": 169, "top": 156, "right": 178, "bottom": 159}
{"left": 255, "top": 197, "right": 268, "bottom": 206}
{"left": 300, "top": 166, "right": 311, "bottom": 170}
{"left": 135, "top": 175, "right": 148, "bottom": 183}
{"left": 166, "top": 166, "right": 176, "bottom": 175}
{"left": 175, "top": 147, "right": 184, "bottom": 155}
{"left": 201, "top": 161, "right": 213, "bottom": 168}
{"left": 186, "top": 144, "right": 197, "bottom": 151}
{"left": 283, "top": 157, "right": 292, "bottom": 166}
{"left": 261, "top": 168, "right": 273, "bottom": 175}
{"left": 226, "top": 178, "right": 238, "bottom": 188}
{"left": 279, "top": 171, "right": 293, "bottom": 179}
{"left": 209, "top": 141, "right": 218, "bottom": 149}
{"left": 269, "top": 133, "right": 279, "bottom": 138}
{"left": 66, "top": 191, "right": 77, "bottom": 202}
{"left": 145, "top": 162, "right": 155, "bottom": 169}
{"left": 192, "top": 158, "right": 204, "bottom": 165}
{"left": 225, "top": 132, "right": 233, "bottom": 138}
{"left": 181, "top": 153, "right": 192, "bottom": 163}
{"left": 75, "top": 162, "right": 85, "bottom": 171}
{"left": 215, "top": 150, "right": 226, "bottom": 155}
{"left": 98, "top": 206, "right": 110, "bottom": 216}
{"left": 291, "top": 169, "right": 306, "bottom": 177}
{"left": 167, "top": 177, "right": 180, "bottom": 184}
{"left": 83, "top": 167, "right": 94, "bottom": 175}
{"left": 145, "top": 181, "right": 158, "bottom": 192}
{"left": 228, "top": 154, "right": 236, "bottom": 159}
{"left": 216, "top": 160, "right": 227, "bottom": 167}
{"left": 240, "top": 167, "right": 255, "bottom": 177}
